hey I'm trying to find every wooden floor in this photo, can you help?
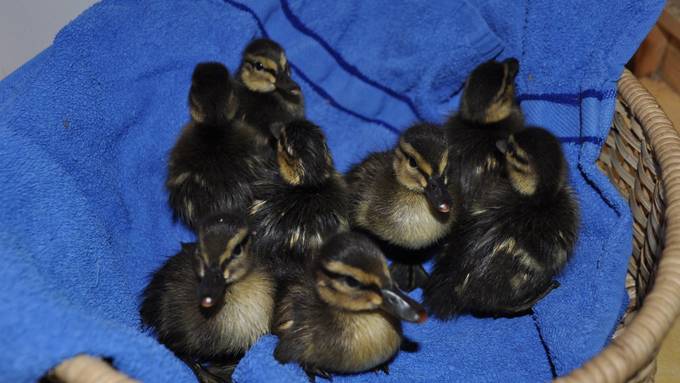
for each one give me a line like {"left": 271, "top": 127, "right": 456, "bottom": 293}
{"left": 639, "top": 77, "right": 680, "bottom": 383}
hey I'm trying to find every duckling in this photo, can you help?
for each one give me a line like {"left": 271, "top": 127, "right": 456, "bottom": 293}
{"left": 346, "top": 123, "right": 455, "bottom": 291}
{"left": 445, "top": 58, "right": 523, "bottom": 209}
{"left": 166, "top": 62, "right": 273, "bottom": 229}
{"left": 249, "top": 119, "right": 349, "bottom": 279}
{"left": 424, "top": 127, "right": 579, "bottom": 318}
{"left": 234, "top": 38, "right": 304, "bottom": 147}
{"left": 140, "top": 213, "right": 275, "bottom": 382}
{"left": 273, "top": 232, "right": 427, "bottom": 381}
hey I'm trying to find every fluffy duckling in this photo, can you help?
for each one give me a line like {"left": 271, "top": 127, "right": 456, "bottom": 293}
{"left": 250, "top": 119, "right": 349, "bottom": 279}
{"left": 274, "top": 232, "right": 427, "bottom": 381}
{"left": 234, "top": 38, "right": 304, "bottom": 147}
{"left": 346, "top": 123, "right": 455, "bottom": 291}
{"left": 140, "top": 213, "right": 275, "bottom": 382}
{"left": 424, "top": 127, "right": 579, "bottom": 318}
{"left": 166, "top": 62, "right": 272, "bottom": 229}
{"left": 445, "top": 58, "right": 523, "bottom": 209}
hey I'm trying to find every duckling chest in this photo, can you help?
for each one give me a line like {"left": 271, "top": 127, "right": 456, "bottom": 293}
{"left": 334, "top": 313, "right": 401, "bottom": 373}
{"left": 213, "top": 272, "right": 275, "bottom": 354}
{"left": 361, "top": 191, "right": 452, "bottom": 249}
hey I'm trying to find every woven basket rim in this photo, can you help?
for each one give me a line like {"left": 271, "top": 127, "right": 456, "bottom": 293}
{"left": 556, "top": 70, "right": 680, "bottom": 382}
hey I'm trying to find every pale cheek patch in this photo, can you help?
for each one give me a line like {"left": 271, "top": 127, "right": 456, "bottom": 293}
{"left": 278, "top": 152, "right": 302, "bottom": 185}
{"left": 393, "top": 155, "right": 425, "bottom": 191}
{"left": 369, "top": 293, "right": 383, "bottom": 307}
{"left": 241, "top": 70, "right": 276, "bottom": 92}
{"left": 483, "top": 100, "right": 512, "bottom": 124}
{"left": 509, "top": 168, "right": 537, "bottom": 195}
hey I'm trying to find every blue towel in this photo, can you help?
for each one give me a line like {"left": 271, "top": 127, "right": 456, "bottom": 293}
{"left": 0, "top": 0, "right": 662, "bottom": 382}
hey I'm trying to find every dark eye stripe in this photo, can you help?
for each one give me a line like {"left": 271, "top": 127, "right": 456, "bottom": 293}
{"left": 398, "top": 147, "right": 429, "bottom": 179}
{"left": 321, "top": 267, "right": 380, "bottom": 293}
{"left": 511, "top": 162, "right": 527, "bottom": 173}
{"left": 514, "top": 155, "right": 529, "bottom": 165}
{"left": 246, "top": 60, "right": 277, "bottom": 76}
{"left": 220, "top": 235, "right": 250, "bottom": 268}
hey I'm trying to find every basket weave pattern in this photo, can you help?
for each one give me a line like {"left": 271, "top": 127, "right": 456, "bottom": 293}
{"left": 50, "top": 70, "right": 680, "bottom": 383}
{"left": 558, "top": 70, "right": 680, "bottom": 382}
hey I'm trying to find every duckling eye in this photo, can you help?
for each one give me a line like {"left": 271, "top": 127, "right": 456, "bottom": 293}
{"left": 254, "top": 61, "right": 264, "bottom": 71}
{"left": 344, "top": 276, "right": 361, "bottom": 288}
{"left": 407, "top": 156, "right": 417, "bottom": 168}
{"left": 232, "top": 244, "right": 242, "bottom": 257}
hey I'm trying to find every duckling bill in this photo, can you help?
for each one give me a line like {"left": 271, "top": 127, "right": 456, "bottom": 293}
{"left": 425, "top": 127, "right": 579, "bottom": 318}
{"left": 140, "top": 213, "right": 275, "bottom": 382}
{"left": 346, "top": 123, "right": 456, "bottom": 291}
{"left": 273, "top": 232, "right": 426, "bottom": 382}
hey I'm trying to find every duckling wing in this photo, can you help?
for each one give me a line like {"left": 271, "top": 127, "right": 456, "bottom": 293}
{"left": 345, "top": 152, "right": 392, "bottom": 223}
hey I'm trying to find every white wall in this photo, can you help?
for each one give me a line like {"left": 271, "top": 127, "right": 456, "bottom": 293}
{"left": 0, "top": 0, "right": 97, "bottom": 80}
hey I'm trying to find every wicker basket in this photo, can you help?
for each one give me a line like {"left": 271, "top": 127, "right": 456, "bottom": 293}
{"left": 48, "top": 70, "right": 680, "bottom": 383}
{"left": 557, "top": 71, "right": 680, "bottom": 382}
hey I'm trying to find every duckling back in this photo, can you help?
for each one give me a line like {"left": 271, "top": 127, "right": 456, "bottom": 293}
{"left": 425, "top": 127, "right": 579, "bottom": 318}
{"left": 446, "top": 58, "right": 523, "bottom": 209}
{"left": 250, "top": 119, "right": 349, "bottom": 279}
{"left": 166, "top": 62, "right": 275, "bottom": 229}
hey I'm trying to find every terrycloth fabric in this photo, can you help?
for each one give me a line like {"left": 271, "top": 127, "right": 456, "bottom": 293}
{"left": 0, "top": 0, "right": 662, "bottom": 382}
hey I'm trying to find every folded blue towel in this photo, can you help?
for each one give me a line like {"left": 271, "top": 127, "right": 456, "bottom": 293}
{"left": 0, "top": 0, "right": 662, "bottom": 382}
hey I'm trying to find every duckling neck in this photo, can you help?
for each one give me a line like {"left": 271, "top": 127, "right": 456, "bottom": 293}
{"left": 461, "top": 107, "right": 523, "bottom": 133}
{"left": 213, "top": 267, "right": 275, "bottom": 354}
{"left": 380, "top": 170, "right": 452, "bottom": 248}
{"left": 238, "top": 81, "right": 303, "bottom": 116}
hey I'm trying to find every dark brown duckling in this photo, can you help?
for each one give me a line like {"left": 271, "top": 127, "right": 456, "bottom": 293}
{"left": 273, "top": 232, "right": 427, "bottom": 382}
{"left": 234, "top": 38, "right": 304, "bottom": 148}
{"left": 249, "top": 119, "right": 349, "bottom": 280}
{"left": 446, "top": 58, "right": 523, "bottom": 210}
{"left": 140, "top": 213, "right": 275, "bottom": 382}
{"left": 346, "top": 123, "right": 456, "bottom": 291}
{"left": 424, "top": 127, "right": 579, "bottom": 319}
{"left": 166, "top": 62, "right": 273, "bottom": 229}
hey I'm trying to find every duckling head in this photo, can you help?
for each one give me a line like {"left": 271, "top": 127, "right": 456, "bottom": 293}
{"left": 271, "top": 119, "right": 334, "bottom": 187}
{"left": 496, "top": 127, "right": 567, "bottom": 197}
{"left": 193, "top": 213, "right": 253, "bottom": 311}
{"left": 393, "top": 123, "right": 452, "bottom": 214}
{"left": 460, "top": 58, "right": 520, "bottom": 125}
{"left": 238, "top": 38, "right": 301, "bottom": 97}
{"left": 313, "top": 232, "right": 427, "bottom": 323}
{"left": 189, "top": 62, "right": 238, "bottom": 125}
